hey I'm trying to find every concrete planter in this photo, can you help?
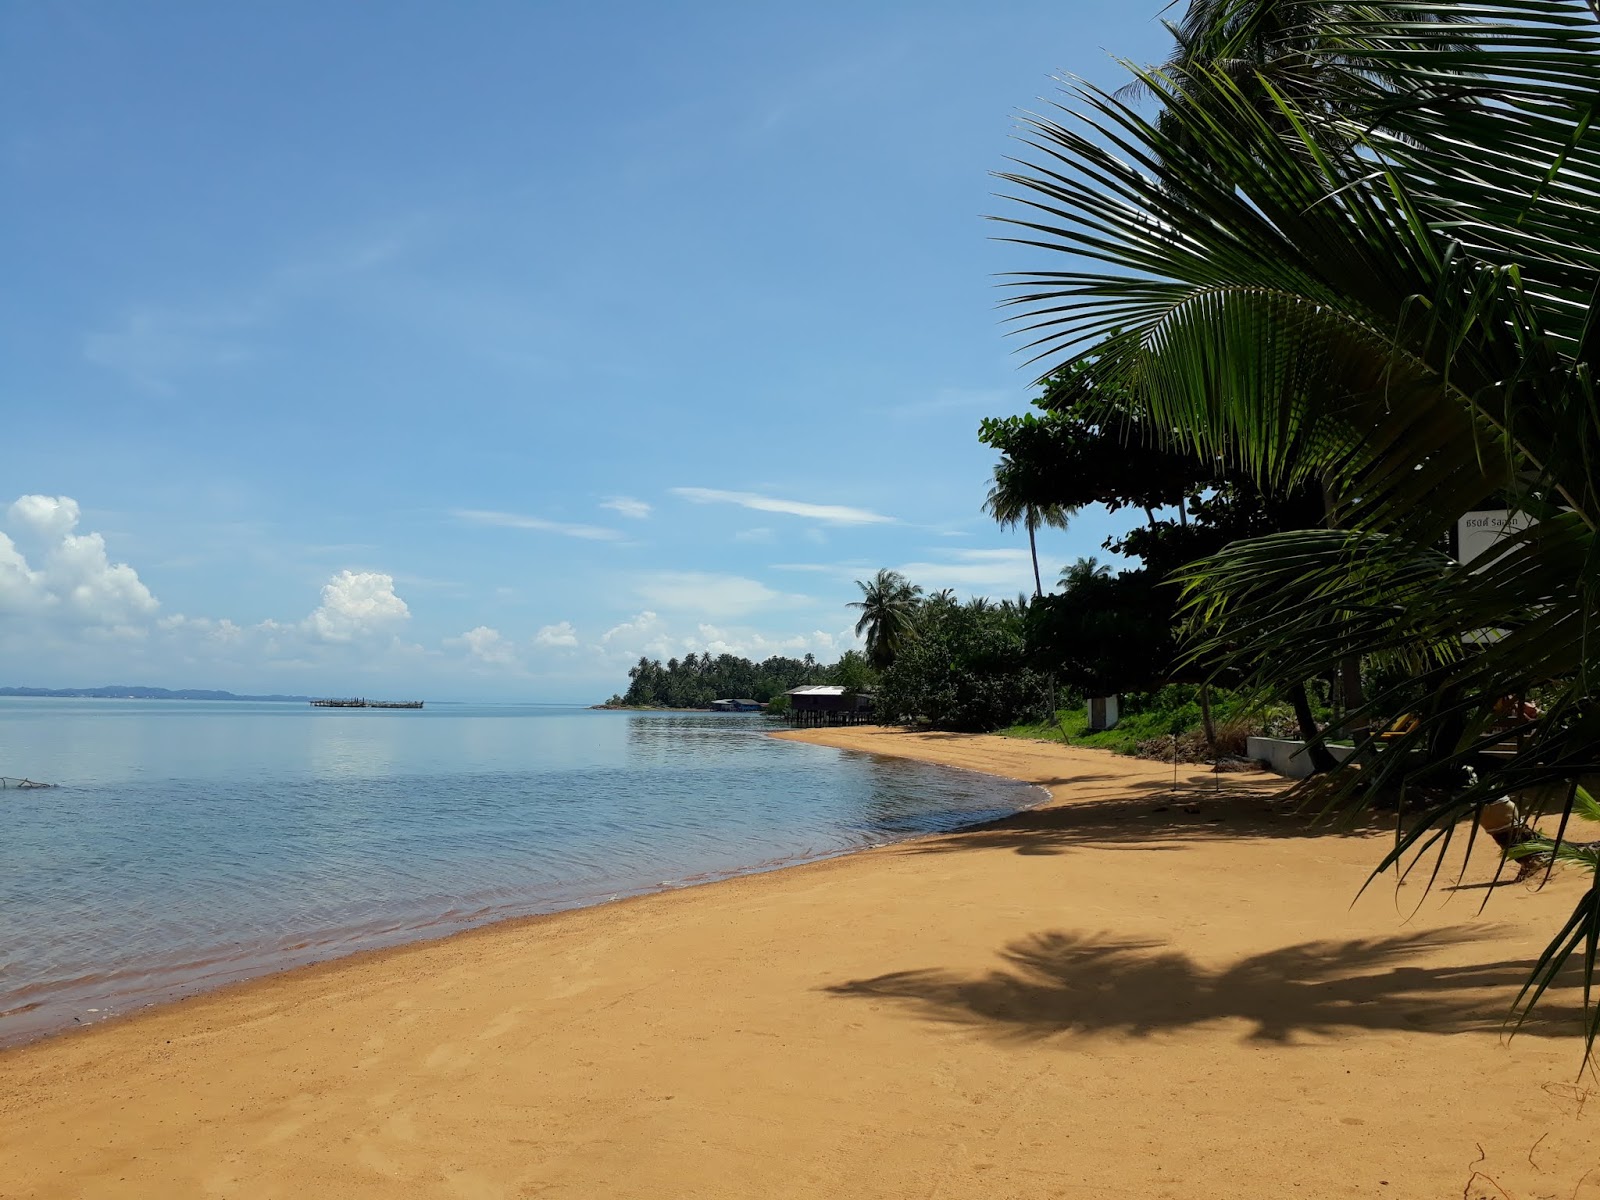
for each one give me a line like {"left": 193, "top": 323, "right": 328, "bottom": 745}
{"left": 1247, "top": 736, "right": 1356, "bottom": 780}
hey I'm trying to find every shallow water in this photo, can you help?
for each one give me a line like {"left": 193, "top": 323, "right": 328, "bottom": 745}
{"left": 0, "top": 700, "right": 1038, "bottom": 1044}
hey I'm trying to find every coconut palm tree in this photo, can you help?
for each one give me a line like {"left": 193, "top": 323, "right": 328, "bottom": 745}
{"left": 1059, "top": 556, "right": 1112, "bottom": 594}
{"left": 849, "top": 570, "right": 923, "bottom": 670}
{"left": 995, "top": 0, "right": 1600, "bottom": 1047}
{"left": 984, "top": 458, "right": 1073, "bottom": 597}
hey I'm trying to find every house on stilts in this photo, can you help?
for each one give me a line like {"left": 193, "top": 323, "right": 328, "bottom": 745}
{"left": 782, "top": 685, "right": 874, "bottom": 727}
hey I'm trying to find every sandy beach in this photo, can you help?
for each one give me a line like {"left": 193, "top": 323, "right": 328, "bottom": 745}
{"left": 2, "top": 727, "right": 1596, "bottom": 1199}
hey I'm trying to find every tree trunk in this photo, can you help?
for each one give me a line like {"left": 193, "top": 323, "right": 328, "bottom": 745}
{"left": 1199, "top": 684, "right": 1218, "bottom": 757}
{"left": 1318, "top": 480, "right": 1367, "bottom": 739}
{"left": 1338, "top": 655, "right": 1366, "bottom": 735}
{"left": 1288, "top": 681, "right": 1339, "bottom": 773}
{"left": 1028, "top": 523, "right": 1042, "bottom": 598}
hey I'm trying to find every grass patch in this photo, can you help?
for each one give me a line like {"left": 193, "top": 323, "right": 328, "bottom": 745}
{"left": 1000, "top": 685, "right": 1320, "bottom": 759}
{"left": 1002, "top": 707, "right": 1186, "bottom": 756}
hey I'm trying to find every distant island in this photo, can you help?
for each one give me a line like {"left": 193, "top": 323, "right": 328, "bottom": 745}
{"left": 0, "top": 685, "right": 313, "bottom": 702}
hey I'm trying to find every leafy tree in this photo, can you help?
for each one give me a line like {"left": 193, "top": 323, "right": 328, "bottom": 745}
{"left": 849, "top": 569, "right": 923, "bottom": 669}
{"left": 620, "top": 652, "right": 831, "bottom": 707}
{"left": 982, "top": 360, "right": 1324, "bottom": 713}
{"left": 995, "top": 0, "right": 1600, "bottom": 1044}
{"left": 827, "top": 649, "right": 879, "bottom": 697}
{"left": 877, "top": 594, "right": 1052, "bottom": 732}
{"left": 1027, "top": 570, "right": 1176, "bottom": 699}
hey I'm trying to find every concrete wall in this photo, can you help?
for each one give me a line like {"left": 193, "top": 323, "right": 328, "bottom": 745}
{"left": 1247, "top": 736, "right": 1356, "bottom": 780}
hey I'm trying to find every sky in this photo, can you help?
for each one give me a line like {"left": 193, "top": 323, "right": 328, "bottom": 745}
{"left": 1, "top": 1, "right": 1173, "bottom": 702}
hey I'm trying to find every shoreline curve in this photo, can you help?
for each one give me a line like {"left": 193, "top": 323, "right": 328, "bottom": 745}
{"left": 3, "top": 728, "right": 1595, "bottom": 1200}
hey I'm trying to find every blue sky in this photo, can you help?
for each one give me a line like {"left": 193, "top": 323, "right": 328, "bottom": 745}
{"left": 1, "top": 2, "right": 1171, "bottom": 701}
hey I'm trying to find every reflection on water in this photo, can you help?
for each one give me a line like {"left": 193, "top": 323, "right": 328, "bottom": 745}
{"left": 0, "top": 702, "right": 1040, "bottom": 1044}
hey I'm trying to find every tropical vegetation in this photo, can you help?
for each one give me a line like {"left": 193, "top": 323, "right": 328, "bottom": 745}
{"left": 608, "top": 652, "right": 831, "bottom": 709}
{"left": 993, "top": 0, "right": 1600, "bottom": 1046}
{"left": 874, "top": 590, "right": 1053, "bottom": 731}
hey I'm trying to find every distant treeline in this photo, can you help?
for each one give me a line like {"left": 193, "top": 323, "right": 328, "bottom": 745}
{"left": 609, "top": 652, "right": 839, "bottom": 709}
{"left": 0, "top": 685, "right": 312, "bottom": 702}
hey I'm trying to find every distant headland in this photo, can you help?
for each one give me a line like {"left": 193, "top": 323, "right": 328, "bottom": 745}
{"left": 0, "top": 686, "right": 314, "bottom": 703}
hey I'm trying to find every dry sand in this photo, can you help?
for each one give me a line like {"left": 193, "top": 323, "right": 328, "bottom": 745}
{"left": 2, "top": 728, "right": 1597, "bottom": 1200}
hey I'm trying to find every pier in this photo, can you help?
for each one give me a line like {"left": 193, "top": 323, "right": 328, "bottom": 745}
{"left": 309, "top": 698, "right": 424, "bottom": 709}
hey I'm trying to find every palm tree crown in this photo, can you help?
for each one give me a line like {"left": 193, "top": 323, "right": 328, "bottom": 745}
{"left": 848, "top": 570, "right": 923, "bottom": 670}
{"left": 984, "top": 458, "right": 1073, "bottom": 597}
{"left": 1059, "top": 556, "right": 1112, "bottom": 593}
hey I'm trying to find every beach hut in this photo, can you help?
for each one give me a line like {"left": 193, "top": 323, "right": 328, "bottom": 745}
{"left": 710, "top": 698, "right": 764, "bottom": 713}
{"left": 784, "top": 685, "right": 874, "bottom": 727}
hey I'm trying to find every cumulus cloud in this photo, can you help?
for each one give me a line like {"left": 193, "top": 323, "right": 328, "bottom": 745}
{"left": 591, "top": 609, "right": 856, "bottom": 666}
{"left": 600, "top": 610, "right": 673, "bottom": 657}
{"left": 0, "top": 495, "right": 159, "bottom": 628}
{"left": 449, "top": 625, "right": 517, "bottom": 664}
{"left": 10, "top": 495, "right": 82, "bottom": 540}
{"left": 452, "top": 508, "right": 624, "bottom": 542}
{"left": 305, "top": 570, "right": 411, "bottom": 642}
{"left": 670, "top": 487, "right": 895, "bottom": 526}
{"left": 600, "top": 496, "right": 652, "bottom": 520}
{"left": 534, "top": 621, "right": 579, "bottom": 648}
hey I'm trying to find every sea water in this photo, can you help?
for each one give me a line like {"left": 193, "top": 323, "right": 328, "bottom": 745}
{"left": 0, "top": 700, "right": 1039, "bottom": 1044}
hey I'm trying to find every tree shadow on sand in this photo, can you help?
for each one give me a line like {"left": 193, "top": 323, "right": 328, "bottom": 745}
{"left": 827, "top": 928, "right": 1584, "bottom": 1043}
{"left": 904, "top": 782, "right": 1390, "bottom": 857}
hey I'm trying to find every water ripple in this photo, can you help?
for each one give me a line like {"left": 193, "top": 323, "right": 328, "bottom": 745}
{"left": 0, "top": 703, "right": 1040, "bottom": 1043}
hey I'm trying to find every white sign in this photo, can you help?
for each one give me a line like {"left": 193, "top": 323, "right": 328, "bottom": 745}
{"left": 1456, "top": 510, "right": 1533, "bottom": 569}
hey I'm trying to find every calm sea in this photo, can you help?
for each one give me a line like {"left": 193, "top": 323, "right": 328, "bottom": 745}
{"left": 0, "top": 699, "right": 1038, "bottom": 1045}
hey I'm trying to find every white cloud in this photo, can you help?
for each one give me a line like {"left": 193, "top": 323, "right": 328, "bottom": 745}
{"left": 770, "top": 561, "right": 869, "bottom": 580}
{"left": 600, "top": 610, "right": 674, "bottom": 658}
{"left": 593, "top": 609, "right": 855, "bottom": 666}
{"left": 0, "top": 495, "right": 159, "bottom": 628}
{"left": 306, "top": 570, "right": 411, "bottom": 642}
{"left": 895, "top": 548, "right": 1051, "bottom": 594}
{"left": 449, "top": 625, "right": 517, "bottom": 664}
{"left": 452, "top": 508, "right": 624, "bottom": 542}
{"left": 671, "top": 487, "right": 895, "bottom": 526}
{"left": 771, "top": 549, "right": 1054, "bottom": 597}
{"left": 600, "top": 496, "right": 652, "bottom": 520}
{"left": 635, "top": 571, "right": 808, "bottom": 619}
{"left": 534, "top": 620, "right": 579, "bottom": 648}
{"left": 9, "top": 495, "right": 82, "bottom": 541}
{"left": 692, "top": 623, "right": 856, "bottom": 660}
{"left": 733, "top": 527, "right": 775, "bottom": 543}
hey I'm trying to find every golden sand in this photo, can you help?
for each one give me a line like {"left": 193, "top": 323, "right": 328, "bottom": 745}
{"left": 1, "top": 727, "right": 1595, "bottom": 1199}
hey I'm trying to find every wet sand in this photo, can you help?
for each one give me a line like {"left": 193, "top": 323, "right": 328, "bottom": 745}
{"left": 1, "top": 727, "right": 1595, "bottom": 1199}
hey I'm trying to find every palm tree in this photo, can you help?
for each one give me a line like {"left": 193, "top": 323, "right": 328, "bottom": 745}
{"left": 995, "top": 0, "right": 1600, "bottom": 1046}
{"left": 849, "top": 570, "right": 922, "bottom": 670}
{"left": 984, "top": 458, "right": 1073, "bottom": 597}
{"left": 1059, "top": 556, "right": 1112, "bottom": 594}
